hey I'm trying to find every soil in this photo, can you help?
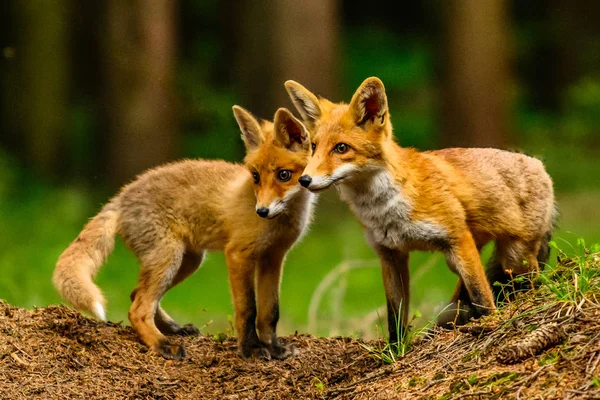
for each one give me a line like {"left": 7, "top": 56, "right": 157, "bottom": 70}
{"left": 2, "top": 254, "right": 600, "bottom": 399}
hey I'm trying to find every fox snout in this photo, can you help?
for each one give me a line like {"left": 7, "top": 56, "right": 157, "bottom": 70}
{"left": 255, "top": 200, "right": 286, "bottom": 219}
{"left": 298, "top": 173, "right": 332, "bottom": 192}
{"left": 298, "top": 175, "right": 312, "bottom": 188}
{"left": 256, "top": 207, "right": 270, "bottom": 218}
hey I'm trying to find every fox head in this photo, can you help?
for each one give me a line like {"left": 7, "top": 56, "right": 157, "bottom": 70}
{"left": 284, "top": 77, "right": 393, "bottom": 192}
{"left": 232, "top": 106, "right": 311, "bottom": 219}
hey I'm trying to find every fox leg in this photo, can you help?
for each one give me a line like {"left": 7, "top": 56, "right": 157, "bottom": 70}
{"left": 225, "top": 247, "right": 268, "bottom": 359}
{"left": 450, "top": 244, "right": 496, "bottom": 304}
{"left": 153, "top": 251, "right": 205, "bottom": 336}
{"left": 256, "top": 250, "right": 295, "bottom": 359}
{"left": 444, "top": 230, "right": 496, "bottom": 320}
{"left": 372, "top": 242, "right": 410, "bottom": 343}
{"left": 440, "top": 246, "right": 498, "bottom": 328}
{"left": 129, "top": 242, "right": 187, "bottom": 360}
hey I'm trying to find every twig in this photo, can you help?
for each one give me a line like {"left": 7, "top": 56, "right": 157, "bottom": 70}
{"left": 235, "top": 385, "right": 257, "bottom": 393}
{"left": 10, "top": 341, "right": 32, "bottom": 360}
{"left": 419, "top": 377, "right": 450, "bottom": 393}
{"left": 452, "top": 390, "right": 490, "bottom": 399}
{"left": 566, "top": 388, "right": 600, "bottom": 398}
{"left": 586, "top": 352, "right": 600, "bottom": 376}
{"left": 156, "top": 380, "right": 180, "bottom": 386}
{"left": 516, "top": 365, "right": 547, "bottom": 400}
{"left": 326, "top": 367, "right": 392, "bottom": 397}
{"left": 10, "top": 352, "right": 30, "bottom": 367}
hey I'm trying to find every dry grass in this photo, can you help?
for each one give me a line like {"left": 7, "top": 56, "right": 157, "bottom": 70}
{"left": 2, "top": 249, "right": 600, "bottom": 399}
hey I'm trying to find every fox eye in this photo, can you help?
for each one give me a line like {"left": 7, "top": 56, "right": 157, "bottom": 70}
{"left": 277, "top": 169, "right": 292, "bottom": 182}
{"left": 334, "top": 143, "right": 349, "bottom": 154}
{"left": 252, "top": 171, "right": 260, "bottom": 184}
{"left": 311, "top": 143, "right": 316, "bottom": 153}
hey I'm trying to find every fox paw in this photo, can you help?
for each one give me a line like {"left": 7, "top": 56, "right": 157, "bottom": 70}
{"left": 269, "top": 343, "right": 298, "bottom": 360}
{"left": 240, "top": 343, "right": 272, "bottom": 361}
{"left": 174, "top": 324, "right": 200, "bottom": 337}
{"left": 253, "top": 346, "right": 272, "bottom": 361}
{"left": 156, "top": 339, "right": 186, "bottom": 360}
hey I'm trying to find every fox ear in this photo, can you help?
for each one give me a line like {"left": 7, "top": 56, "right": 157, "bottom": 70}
{"left": 284, "top": 80, "right": 322, "bottom": 127}
{"left": 349, "top": 77, "right": 388, "bottom": 128}
{"left": 273, "top": 108, "right": 310, "bottom": 152}
{"left": 233, "top": 105, "right": 264, "bottom": 151}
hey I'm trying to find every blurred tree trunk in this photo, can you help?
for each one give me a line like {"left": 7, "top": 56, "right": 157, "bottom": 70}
{"left": 236, "top": 0, "right": 340, "bottom": 119}
{"left": 104, "top": 0, "right": 177, "bottom": 188}
{"left": 441, "top": 0, "right": 511, "bottom": 148}
{"left": 17, "top": 1, "right": 70, "bottom": 177}
{"left": 551, "top": 0, "right": 600, "bottom": 105}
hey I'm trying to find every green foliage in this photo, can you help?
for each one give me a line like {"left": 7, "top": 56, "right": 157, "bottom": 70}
{"left": 562, "top": 78, "right": 600, "bottom": 140}
{"left": 0, "top": 161, "right": 93, "bottom": 308}
{"left": 538, "top": 238, "right": 600, "bottom": 304}
{"left": 360, "top": 308, "right": 430, "bottom": 364}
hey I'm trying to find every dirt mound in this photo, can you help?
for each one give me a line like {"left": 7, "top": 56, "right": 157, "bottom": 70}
{"left": 2, "top": 251, "right": 600, "bottom": 399}
{"left": 0, "top": 302, "right": 378, "bottom": 399}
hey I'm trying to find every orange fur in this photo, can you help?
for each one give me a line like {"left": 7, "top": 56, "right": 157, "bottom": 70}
{"left": 53, "top": 107, "right": 315, "bottom": 360}
{"left": 286, "top": 77, "right": 555, "bottom": 337}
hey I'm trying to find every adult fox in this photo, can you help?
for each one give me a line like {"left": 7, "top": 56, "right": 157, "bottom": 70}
{"left": 53, "top": 107, "right": 315, "bottom": 360}
{"left": 285, "top": 77, "right": 555, "bottom": 339}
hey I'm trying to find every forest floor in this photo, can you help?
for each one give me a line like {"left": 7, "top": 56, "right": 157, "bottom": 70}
{"left": 2, "top": 250, "right": 600, "bottom": 399}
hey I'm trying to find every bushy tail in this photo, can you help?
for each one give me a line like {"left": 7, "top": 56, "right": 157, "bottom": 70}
{"left": 53, "top": 198, "right": 121, "bottom": 320}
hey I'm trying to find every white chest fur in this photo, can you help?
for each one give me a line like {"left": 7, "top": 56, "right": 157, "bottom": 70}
{"left": 338, "top": 170, "right": 447, "bottom": 250}
{"left": 259, "top": 190, "right": 315, "bottom": 251}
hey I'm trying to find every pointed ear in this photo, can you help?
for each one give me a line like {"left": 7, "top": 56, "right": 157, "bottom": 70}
{"left": 232, "top": 105, "right": 264, "bottom": 151}
{"left": 284, "top": 80, "right": 322, "bottom": 127}
{"left": 349, "top": 77, "right": 388, "bottom": 128}
{"left": 273, "top": 108, "right": 310, "bottom": 152}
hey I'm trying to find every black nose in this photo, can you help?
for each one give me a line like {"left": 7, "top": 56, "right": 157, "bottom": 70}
{"left": 298, "top": 175, "right": 312, "bottom": 188}
{"left": 256, "top": 207, "right": 269, "bottom": 218}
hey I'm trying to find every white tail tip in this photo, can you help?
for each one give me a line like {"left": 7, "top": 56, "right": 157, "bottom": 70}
{"left": 91, "top": 301, "right": 106, "bottom": 321}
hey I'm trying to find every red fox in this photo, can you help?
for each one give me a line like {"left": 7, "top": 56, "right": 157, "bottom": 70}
{"left": 285, "top": 77, "right": 556, "bottom": 338}
{"left": 53, "top": 107, "right": 315, "bottom": 360}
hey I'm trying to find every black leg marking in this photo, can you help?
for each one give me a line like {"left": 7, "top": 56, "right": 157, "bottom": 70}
{"left": 386, "top": 299, "right": 405, "bottom": 344}
{"left": 239, "top": 290, "right": 270, "bottom": 360}
{"left": 263, "top": 301, "right": 297, "bottom": 360}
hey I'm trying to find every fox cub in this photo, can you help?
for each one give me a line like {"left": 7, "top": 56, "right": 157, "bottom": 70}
{"left": 53, "top": 107, "right": 315, "bottom": 360}
{"left": 285, "top": 77, "right": 555, "bottom": 339}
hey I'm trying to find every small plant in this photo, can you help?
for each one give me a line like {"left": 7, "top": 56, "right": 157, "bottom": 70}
{"left": 360, "top": 304, "right": 428, "bottom": 364}
{"left": 538, "top": 349, "right": 560, "bottom": 366}
{"left": 407, "top": 376, "right": 426, "bottom": 387}
{"left": 467, "top": 374, "right": 478, "bottom": 387}
{"left": 212, "top": 332, "right": 227, "bottom": 343}
{"left": 312, "top": 377, "right": 326, "bottom": 392}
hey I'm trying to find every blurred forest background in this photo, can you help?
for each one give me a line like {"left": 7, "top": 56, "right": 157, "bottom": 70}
{"left": 1, "top": 0, "right": 599, "bottom": 338}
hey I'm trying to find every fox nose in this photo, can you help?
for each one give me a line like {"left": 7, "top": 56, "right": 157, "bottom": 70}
{"left": 299, "top": 175, "right": 312, "bottom": 188}
{"left": 256, "top": 207, "right": 269, "bottom": 218}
